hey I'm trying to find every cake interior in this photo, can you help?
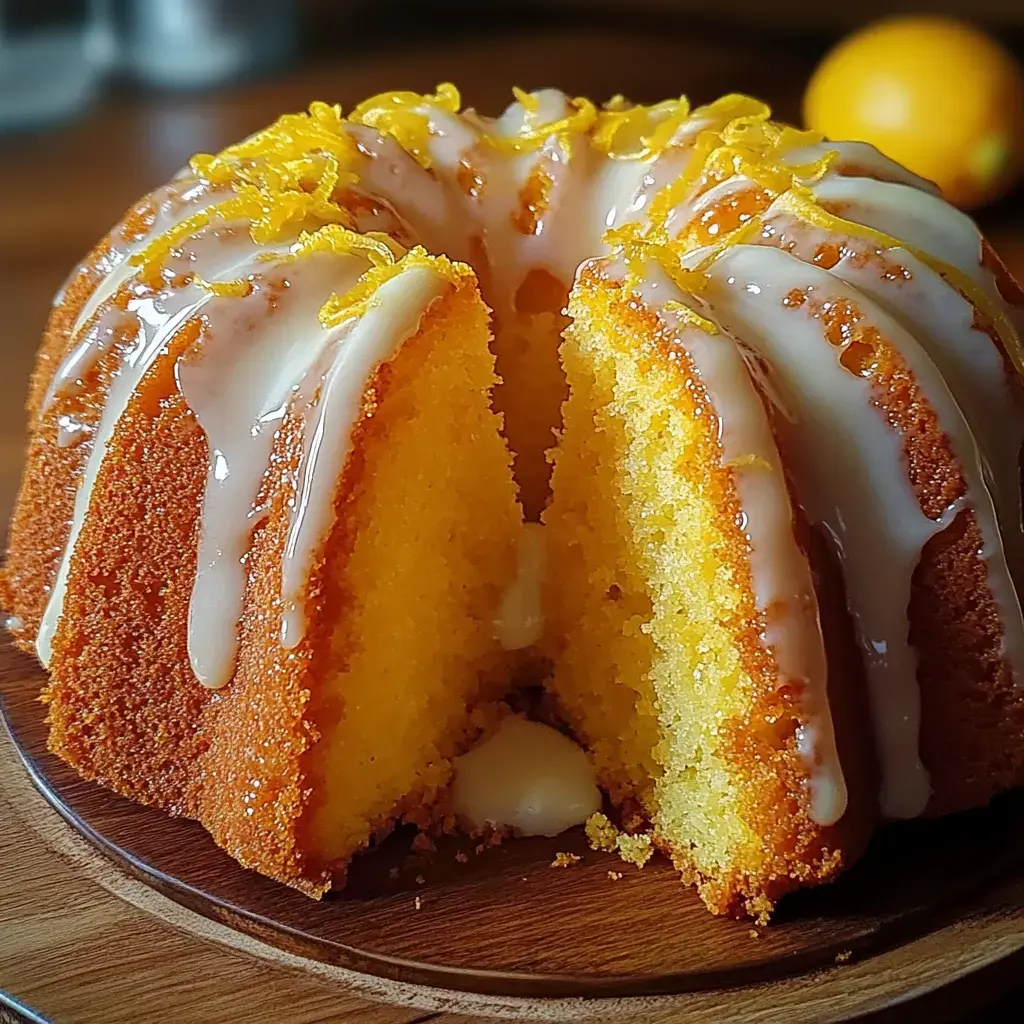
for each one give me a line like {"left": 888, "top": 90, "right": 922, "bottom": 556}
{"left": 545, "top": 273, "right": 791, "bottom": 895}
{"left": 298, "top": 283, "right": 521, "bottom": 869}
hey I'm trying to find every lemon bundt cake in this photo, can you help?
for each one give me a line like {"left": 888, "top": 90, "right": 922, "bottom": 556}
{"left": 4, "top": 86, "right": 1024, "bottom": 918}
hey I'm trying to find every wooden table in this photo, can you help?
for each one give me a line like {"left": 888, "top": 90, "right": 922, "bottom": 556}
{"left": 3, "top": 24, "right": 1024, "bottom": 1024}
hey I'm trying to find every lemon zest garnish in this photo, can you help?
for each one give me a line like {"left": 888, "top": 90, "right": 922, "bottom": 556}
{"left": 512, "top": 86, "right": 540, "bottom": 114}
{"left": 593, "top": 97, "right": 692, "bottom": 160}
{"left": 348, "top": 83, "right": 461, "bottom": 169}
{"left": 690, "top": 93, "right": 772, "bottom": 129}
{"left": 195, "top": 277, "right": 254, "bottom": 298}
{"left": 597, "top": 94, "right": 842, "bottom": 308}
{"left": 662, "top": 299, "right": 720, "bottom": 335}
{"left": 602, "top": 94, "right": 631, "bottom": 113}
{"left": 287, "top": 225, "right": 406, "bottom": 264}
{"left": 485, "top": 92, "right": 597, "bottom": 156}
{"left": 131, "top": 100, "right": 366, "bottom": 288}
{"left": 725, "top": 453, "right": 774, "bottom": 471}
{"left": 318, "top": 243, "right": 428, "bottom": 328}
{"left": 315, "top": 246, "right": 467, "bottom": 330}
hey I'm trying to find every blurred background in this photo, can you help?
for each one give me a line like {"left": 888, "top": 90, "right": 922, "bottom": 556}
{"left": 1, "top": 0, "right": 1024, "bottom": 516}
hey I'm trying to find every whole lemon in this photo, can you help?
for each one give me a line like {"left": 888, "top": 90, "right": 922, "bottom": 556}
{"left": 804, "top": 16, "right": 1024, "bottom": 209}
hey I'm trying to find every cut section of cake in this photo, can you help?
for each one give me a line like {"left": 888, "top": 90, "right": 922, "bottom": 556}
{"left": 544, "top": 261, "right": 876, "bottom": 918}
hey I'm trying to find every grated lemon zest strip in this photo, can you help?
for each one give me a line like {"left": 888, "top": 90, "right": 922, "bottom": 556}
{"left": 316, "top": 245, "right": 459, "bottom": 329}
{"left": 485, "top": 91, "right": 597, "bottom": 156}
{"left": 662, "top": 299, "right": 720, "bottom": 335}
{"left": 348, "top": 83, "right": 462, "bottom": 169}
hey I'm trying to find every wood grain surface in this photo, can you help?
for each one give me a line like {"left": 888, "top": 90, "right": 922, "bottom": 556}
{"left": 3, "top": 21, "right": 1024, "bottom": 1024}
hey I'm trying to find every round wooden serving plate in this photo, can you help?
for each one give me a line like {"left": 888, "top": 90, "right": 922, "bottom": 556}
{"left": 3, "top": 640, "right": 1024, "bottom": 1021}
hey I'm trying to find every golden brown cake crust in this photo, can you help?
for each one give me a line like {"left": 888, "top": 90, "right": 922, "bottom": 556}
{"left": 195, "top": 389, "right": 328, "bottom": 894}
{"left": 781, "top": 287, "right": 1024, "bottom": 814}
{"left": 43, "top": 318, "right": 213, "bottom": 816}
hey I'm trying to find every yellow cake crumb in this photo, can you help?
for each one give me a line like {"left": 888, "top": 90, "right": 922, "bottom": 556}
{"left": 585, "top": 812, "right": 619, "bottom": 852}
{"left": 608, "top": 870, "right": 624, "bottom": 881}
{"left": 414, "top": 896, "right": 423, "bottom": 910}
{"left": 835, "top": 950, "right": 853, "bottom": 964}
{"left": 616, "top": 831, "right": 654, "bottom": 868}
{"left": 551, "top": 852, "right": 582, "bottom": 868}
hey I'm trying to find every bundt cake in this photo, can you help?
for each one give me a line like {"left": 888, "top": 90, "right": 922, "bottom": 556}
{"left": 4, "top": 85, "right": 1024, "bottom": 919}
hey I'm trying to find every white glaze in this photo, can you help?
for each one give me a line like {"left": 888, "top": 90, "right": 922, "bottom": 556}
{"left": 809, "top": 176, "right": 991, "bottom": 291}
{"left": 701, "top": 245, "right": 938, "bottom": 819}
{"left": 755, "top": 211, "right": 1024, "bottom": 682}
{"left": 54, "top": 179, "right": 226, "bottom": 397}
{"left": 37, "top": 223, "right": 281, "bottom": 668}
{"left": 784, "top": 140, "right": 940, "bottom": 193}
{"left": 494, "top": 522, "right": 546, "bottom": 651}
{"left": 177, "top": 250, "right": 372, "bottom": 687}
{"left": 279, "top": 265, "right": 449, "bottom": 649}
{"left": 452, "top": 716, "right": 602, "bottom": 836}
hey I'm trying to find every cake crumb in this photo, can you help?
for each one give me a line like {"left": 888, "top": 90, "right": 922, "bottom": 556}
{"left": 616, "top": 831, "right": 654, "bottom": 868}
{"left": 415, "top": 874, "right": 426, "bottom": 885}
{"left": 454, "top": 851, "right": 469, "bottom": 864}
{"left": 475, "top": 843, "right": 486, "bottom": 856}
{"left": 551, "top": 852, "right": 582, "bottom": 869}
{"left": 607, "top": 870, "right": 623, "bottom": 881}
{"left": 585, "top": 812, "right": 619, "bottom": 852}
{"left": 748, "top": 929, "right": 759, "bottom": 940}
{"left": 411, "top": 833, "right": 435, "bottom": 854}
{"left": 586, "top": 812, "right": 654, "bottom": 868}
{"left": 835, "top": 950, "right": 853, "bottom": 964}
{"left": 414, "top": 896, "right": 422, "bottom": 910}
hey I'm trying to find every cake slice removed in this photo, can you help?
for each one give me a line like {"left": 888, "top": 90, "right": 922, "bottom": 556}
{"left": 543, "top": 260, "right": 877, "bottom": 919}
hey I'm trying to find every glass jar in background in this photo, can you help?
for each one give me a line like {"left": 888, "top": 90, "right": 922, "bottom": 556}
{"left": 116, "top": 0, "right": 297, "bottom": 91}
{"left": 0, "top": 0, "right": 109, "bottom": 131}
{"left": 0, "top": 0, "right": 297, "bottom": 133}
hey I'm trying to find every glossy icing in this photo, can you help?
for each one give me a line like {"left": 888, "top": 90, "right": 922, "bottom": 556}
{"left": 452, "top": 716, "right": 601, "bottom": 836}
{"left": 38, "top": 222, "right": 269, "bottom": 668}
{"left": 494, "top": 522, "right": 546, "bottom": 651}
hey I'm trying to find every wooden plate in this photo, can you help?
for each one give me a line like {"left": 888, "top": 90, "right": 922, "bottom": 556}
{"left": 3, "top": 640, "right": 1024, "bottom": 1019}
